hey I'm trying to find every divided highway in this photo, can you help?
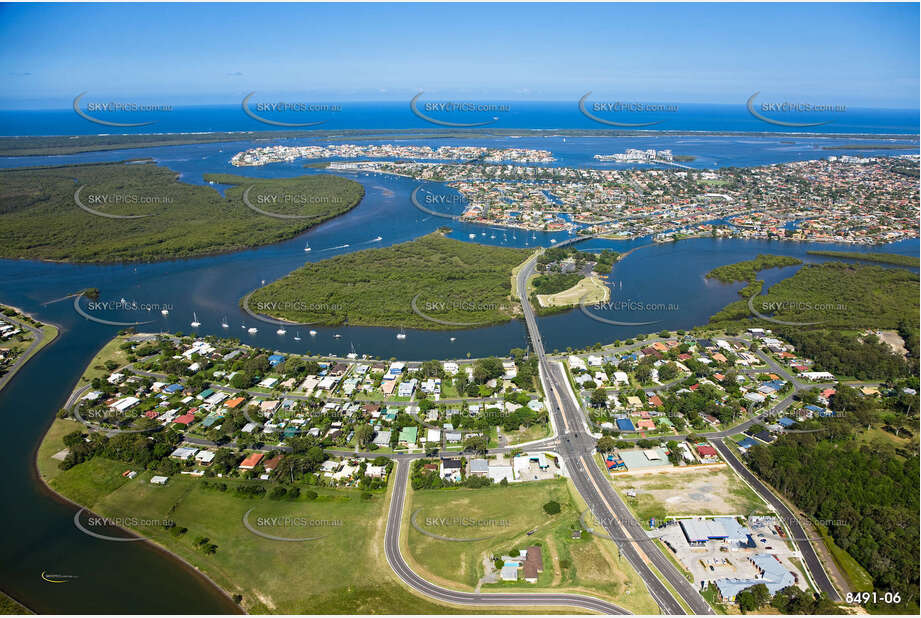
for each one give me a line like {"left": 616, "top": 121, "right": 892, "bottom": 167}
{"left": 517, "top": 256, "right": 714, "bottom": 615}
{"left": 384, "top": 459, "right": 632, "bottom": 614}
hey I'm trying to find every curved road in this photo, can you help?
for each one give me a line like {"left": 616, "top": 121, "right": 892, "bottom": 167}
{"left": 384, "top": 458, "right": 632, "bottom": 614}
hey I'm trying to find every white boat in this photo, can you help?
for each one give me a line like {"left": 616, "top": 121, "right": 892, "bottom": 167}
{"left": 550, "top": 239, "right": 557, "bottom": 243}
{"left": 221, "top": 316, "right": 229, "bottom": 328}
{"left": 276, "top": 327, "right": 286, "bottom": 335}
{"left": 304, "top": 242, "right": 311, "bottom": 252}
{"left": 294, "top": 331, "right": 301, "bottom": 341}
{"left": 333, "top": 333, "right": 343, "bottom": 339}
{"left": 372, "top": 236, "right": 382, "bottom": 242}
{"left": 160, "top": 309, "right": 169, "bottom": 316}
{"left": 309, "top": 330, "right": 318, "bottom": 336}
{"left": 468, "top": 233, "right": 476, "bottom": 239}
{"left": 450, "top": 337, "right": 456, "bottom": 342}
{"left": 396, "top": 326, "right": 407, "bottom": 340}
{"left": 190, "top": 312, "right": 201, "bottom": 328}
{"left": 248, "top": 327, "right": 258, "bottom": 334}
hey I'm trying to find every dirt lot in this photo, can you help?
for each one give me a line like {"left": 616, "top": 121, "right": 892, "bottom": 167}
{"left": 876, "top": 329, "right": 908, "bottom": 357}
{"left": 611, "top": 465, "right": 766, "bottom": 516}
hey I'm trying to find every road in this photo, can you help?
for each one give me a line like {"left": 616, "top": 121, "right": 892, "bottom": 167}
{"left": 0, "top": 312, "right": 54, "bottom": 392}
{"left": 711, "top": 439, "right": 841, "bottom": 601}
{"left": 383, "top": 459, "right": 632, "bottom": 614}
{"left": 516, "top": 255, "right": 714, "bottom": 615}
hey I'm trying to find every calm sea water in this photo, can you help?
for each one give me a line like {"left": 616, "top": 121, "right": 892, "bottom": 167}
{"left": 1, "top": 101, "right": 918, "bottom": 136}
{"left": 0, "top": 134, "right": 918, "bottom": 613}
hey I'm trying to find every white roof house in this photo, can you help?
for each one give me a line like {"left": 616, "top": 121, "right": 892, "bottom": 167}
{"left": 112, "top": 396, "right": 140, "bottom": 412}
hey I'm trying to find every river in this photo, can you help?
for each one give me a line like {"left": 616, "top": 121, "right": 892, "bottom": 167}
{"left": 0, "top": 136, "right": 917, "bottom": 612}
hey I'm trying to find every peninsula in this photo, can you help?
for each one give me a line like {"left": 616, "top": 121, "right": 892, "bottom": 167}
{"left": 0, "top": 164, "right": 364, "bottom": 263}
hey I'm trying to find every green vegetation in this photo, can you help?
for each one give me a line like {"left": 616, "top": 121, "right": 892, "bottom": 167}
{"left": 531, "top": 273, "right": 582, "bottom": 295}
{"left": 806, "top": 250, "right": 920, "bottom": 267}
{"left": 746, "top": 407, "right": 919, "bottom": 614}
{"left": 0, "top": 591, "right": 30, "bottom": 615}
{"left": 0, "top": 304, "right": 58, "bottom": 391}
{"left": 404, "top": 479, "right": 658, "bottom": 614}
{"left": 247, "top": 232, "right": 530, "bottom": 329}
{"left": 0, "top": 163, "right": 363, "bottom": 262}
{"left": 705, "top": 254, "right": 802, "bottom": 297}
{"left": 778, "top": 328, "right": 916, "bottom": 380}
{"left": 709, "top": 263, "right": 920, "bottom": 376}
{"left": 35, "top": 419, "right": 476, "bottom": 614}
{"left": 813, "top": 522, "right": 874, "bottom": 594}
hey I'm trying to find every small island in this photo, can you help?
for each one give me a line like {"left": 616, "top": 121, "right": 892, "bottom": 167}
{"left": 0, "top": 163, "right": 364, "bottom": 263}
{"left": 245, "top": 232, "right": 532, "bottom": 329}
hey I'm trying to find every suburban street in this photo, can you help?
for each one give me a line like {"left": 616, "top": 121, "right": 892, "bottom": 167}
{"left": 63, "top": 260, "right": 856, "bottom": 615}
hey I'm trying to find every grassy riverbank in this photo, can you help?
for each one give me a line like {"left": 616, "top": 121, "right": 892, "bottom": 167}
{"left": 247, "top": 232, "right": 530, "bottom": 329}
{"left": 0, "top": 163, "right": 363, "bottom": 262}
{"left": 35, "top": 418, "right": 495, "bottom": 614}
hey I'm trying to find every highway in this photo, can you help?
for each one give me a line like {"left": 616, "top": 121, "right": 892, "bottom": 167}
{"left": 711, "top": 439, "right": 841, "bottom": 601}
{"left": 516, "top": 255, "right": 714, "bottom": 615}
{"left": 383, "top": 459, "right": 632, "bottom": 614}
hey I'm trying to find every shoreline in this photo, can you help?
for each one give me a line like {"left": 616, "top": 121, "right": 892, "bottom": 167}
{"left": 0, "top": 304, "right": 60, "bottom": 394}
{"left": 31, "top": 415, "right": 245, "bottom": 615}
{"left": 2, "top": 127, "right": 917, "bottom": 158}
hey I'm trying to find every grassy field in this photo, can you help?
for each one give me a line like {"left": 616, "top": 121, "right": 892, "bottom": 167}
{"left": 402, "top": 478, "right": 659, "bottom": 614}
{"left": 76, "top": 334, "right": 134, "bottom": 385}
{"left": 504, "top": 423, "right": 550, "bottom": 445}
{"left": 0, "top": 163, "right": 363, "bottom": 262}
{"left": 0, "top": 591, "right": 30, "bottom": 615}
{"left": 248, "top": 232, "right": 530, "bottom": 329}
{"left": 35, "top": 422, "right": 498, "bottom": 614}
{"left": 536, "top": 276, "right": 609, "bottom": 308}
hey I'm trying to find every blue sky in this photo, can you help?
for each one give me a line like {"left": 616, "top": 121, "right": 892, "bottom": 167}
{"left": 1, "top": 2, "right": 918, "bottom": 109}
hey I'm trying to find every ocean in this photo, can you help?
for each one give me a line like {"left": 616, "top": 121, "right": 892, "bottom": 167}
{"left": 0, "top": 101, "right": 918, "bottom": 136}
